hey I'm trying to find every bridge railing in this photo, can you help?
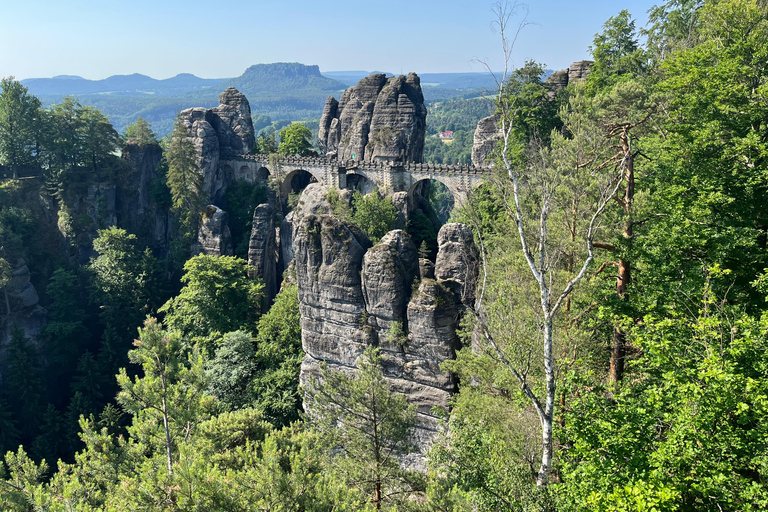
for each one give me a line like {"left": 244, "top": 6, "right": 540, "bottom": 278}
{"left": 234, "top": 154, "right": 493, "bottom": 175}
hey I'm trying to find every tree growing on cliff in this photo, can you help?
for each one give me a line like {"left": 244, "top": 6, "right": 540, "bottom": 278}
{"left": 166, "top": 114, "right": 204, "bottom": 236}
{"left": 304, "top": 346, "right": 420, "bottom": 510}
{"left": 0, "top": 77, "right": 42, "bottom": 180}
{"left": 123, "top": 116, "right": 158, "bottom": 146}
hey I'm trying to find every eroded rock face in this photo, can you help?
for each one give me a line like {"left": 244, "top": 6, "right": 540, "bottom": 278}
{"left": 568, "top": 60, "right": 594, "bottom": 82}
{"left": 120, "top": 142, "right": 169, "bottom": 253}
{"left": 435, "top": 223, "right": 479, "bottom": 305}
{"left": 295, "top": 205, "right": 479, "bottom": 459}
{"left": 211, "top": 87, "right": 256, "bottom": 158}
{"left": 544, "top": 60, "right": 594, "bottom": 97}
{"left": 248, "top": 202, "right": 277, "bottom": 305}
{"left": 197, "top": 205, "right": 233, "bottom": 257}
{"left": 471, "top": 113, "right": 501, "bottom": 167}
{"left": 1, "top": 259, "right": 47, "bottom": 347}
{"left": 178, "top": 88, "right": 254, "bottom": 203}
{"left": 362, "top": 230, "right": 418, "bottom": 335}
{"left": 319, "top": 73, "right": 427, "bottom": 163}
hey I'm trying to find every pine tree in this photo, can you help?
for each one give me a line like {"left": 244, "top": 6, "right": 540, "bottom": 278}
{"left": 166, "top": 114, "right": 204, "bottom": 238}
{"left": 304, "top": 346, "right": 419, "bottom": 509}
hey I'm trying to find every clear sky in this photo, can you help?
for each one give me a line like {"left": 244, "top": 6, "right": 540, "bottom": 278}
{"left": 0, "top": 0, "right": 658, "bottom": 80}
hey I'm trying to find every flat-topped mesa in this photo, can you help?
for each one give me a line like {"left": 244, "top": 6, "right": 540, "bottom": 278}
{"left": 319, "top": 73, "right": 427, "bottom": 164}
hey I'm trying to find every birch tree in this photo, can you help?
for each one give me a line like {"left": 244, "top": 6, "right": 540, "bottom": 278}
{"left": 468, "top": 2, "right": 626, "bottom": 487}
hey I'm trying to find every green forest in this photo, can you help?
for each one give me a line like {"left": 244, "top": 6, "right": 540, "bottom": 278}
{"left": 1, "top": 0, "right": 768, "bottom": 510}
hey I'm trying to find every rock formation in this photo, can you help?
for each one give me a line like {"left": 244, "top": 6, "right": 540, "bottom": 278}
{"left": 211, "top": 88, "right": 256, "bottom": 158}
{"left": 248, "top": 202, "right": 277, "bottom": 305}
{"left": 1, "top": 259, "right": 47, "bottom": 347}
{"left": 294, "top": 185, "right": 478, "bottom": 459}
{"left": 471, "top": 113, "right": 501, "bottom": 167}
{"left": 197, "top": 205, "right": 233, "bottom": 257}
{"left": 178, "top": 88, "right": 255, "bottom": 203}
{"left": 120, "top": 142, "right": 170, "bottom": 254}
{"left": 472, "top": 60, "right": 594, "bottom": 167}
{"left": 544, "top": 60, "right": 594, "bottom": 96}
{"left": 319, "top": 73, "right": 427, "bottom": 163}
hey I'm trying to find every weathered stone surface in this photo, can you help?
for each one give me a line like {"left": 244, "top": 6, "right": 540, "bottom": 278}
{"left": 296, "top": 216, "right": 479, "bottom": 460}
{"left": 248, "top": 202, "right": 277, "bottom": 305}
{"left": 435, "top": 223, "right": 479, "bottom": 306}
{"left": 178, "top": 107, "right": 220, "bottom": 202}
{"left": 320, "top": 73, "right": 427, "bottom": 163}
{"left": 280, "top": 212, "right": 295, "bottom": 267}
{"left": 295, "top": 214, "right": 372, "bottom": 381}
{"left": 544, "top": 69, "right": 569, "bottom": 97}
{"left": 211, "top": 87, "right": 256, "bottom": 158}
{"left": 568, "top": 60, "right": 593, "bottom": 82}
{"left": 120, "top": 142, "right": 170, "bottom": 253}
{"left": 1, "top": 259, "right": 47, "bottom": 348}
{"left": 318, "top": 96, "right": 339, "bottom": 155}
{"left": 391, "top": 191, "right": 410, "bottom": 230}
{"left": 361, "top": 230, "right": 418, "bottom": 338}
{"left": 178, "top": 88, "right": 254, "bottom": 203}
{"left": 197, "top": 205, "right": 233, "bottom": 257}
{"left": 471, "top": 113, "right": 501, "bottom": 167}
{"left": 419, "top": 258, "right": 435, "bottom": 280}
{"left": 543, "top": 60, "right": 594, "bottom": 98}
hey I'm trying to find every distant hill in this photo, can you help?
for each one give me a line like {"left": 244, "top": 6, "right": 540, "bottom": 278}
{"left": 20, "top": 64, "right": 508, "bottom": 137}
{"left": 23, "top": 73, "right": 225, "bottom": 97}
{"left": 224, "top": 63, "right": 346, "bottom": 96}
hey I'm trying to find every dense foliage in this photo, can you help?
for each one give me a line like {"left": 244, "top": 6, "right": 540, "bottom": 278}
{"left": 1, "top": 1, "right": 768, "bottom": 509}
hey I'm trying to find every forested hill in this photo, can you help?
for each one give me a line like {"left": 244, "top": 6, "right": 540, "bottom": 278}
{"left": 20, "top": 63, "right": 349, "bottom": 136}
{"left": 21, "top": 73, "right": 225, "bottom": 97}
{"left": 20, "top": 65, "right": 510, "bottom": 137}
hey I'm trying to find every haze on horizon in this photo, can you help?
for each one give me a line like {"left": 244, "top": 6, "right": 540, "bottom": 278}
{"left": 1, "top": 0, "right": 655, "bottom": 81}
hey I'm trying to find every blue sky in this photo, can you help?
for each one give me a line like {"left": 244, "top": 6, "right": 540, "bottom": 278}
{"left": 0, "top": 0, "right": 658, "bottom": 80}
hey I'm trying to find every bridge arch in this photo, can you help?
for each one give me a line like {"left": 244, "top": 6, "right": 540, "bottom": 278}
{"left": 345, "top": 171, "right": 378, "bottom": 195}
{"left": 408, "top": 178, "right": 457, "bottom": 225}
{"left": 280, "top": 168, "right": 320, "bottom": 201}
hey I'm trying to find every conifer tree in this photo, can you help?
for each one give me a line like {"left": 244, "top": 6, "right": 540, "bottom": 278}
{"left": 166, "top": 114, "right": 204, "bottom": 238}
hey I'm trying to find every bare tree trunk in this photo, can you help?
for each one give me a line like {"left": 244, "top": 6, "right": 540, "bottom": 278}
{"left": 537, "top": 317, "right": 555, "bottom": 486}
{"left": 4, "top": 286, "right": 10, "bottom": 316}
{"left": 609, "top": 130, "right": 635, "bottom": 384}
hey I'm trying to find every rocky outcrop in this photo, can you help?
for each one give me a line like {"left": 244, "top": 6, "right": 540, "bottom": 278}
{"left": 120, "top": 142, "right": 169, "bottom": 253}
{"left": 211, "top": 88, "right": 256, "bottom": 158}
{"left": 361, "top": 230, "right": 418, "bottom": 335}
{"left": 248, "top": 202, "right": 277, "bottom": 305}
{"left": 568, "top": 60, "right": 593, "bottom": 82}
{"left": 544, "top": 60, "right": 594, "bottom": 97}
{"left": 295, "top": 195, "right": 479, "bottom": 458}
{"left": 319, "top": 73, "right": 427, "bottom": 163}
{"left": 435, "top": 223, "right": 479, "bottom": 305}
{"left": 1, "top": 259, "right": 47, "bottom": 346}
{"left": 197, "top": 205, "right": 233, "bottom": 257}
{"left": 471, "top": 113, "right": 501, "bottom": 167}
{"left": 178, "top": 87, "right": 254, "bottom": 203}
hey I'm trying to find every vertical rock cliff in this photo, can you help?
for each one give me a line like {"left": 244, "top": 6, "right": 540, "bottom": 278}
{"left": 295, "top": 186, "right": 478, "bottom": 458}
{"left": 319, "top": 73, "right": 427, "bottom": 163}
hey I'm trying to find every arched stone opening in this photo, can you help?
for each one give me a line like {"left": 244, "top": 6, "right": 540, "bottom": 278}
{"left": 345, "top": 172, "right": 378, "bottom": 195}
{"left": 406, "top": 178, "right": 456, "bottom": 260}
{"left": 280, "top": 169, "right": 318, "bottom": 204}
{"left": 256, "top": 166, "right": 270, "bottom": 186}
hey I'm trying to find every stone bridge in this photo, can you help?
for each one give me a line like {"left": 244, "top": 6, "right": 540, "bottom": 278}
{"left": 219, "top": 154, "right": 492, "bottom": 205}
